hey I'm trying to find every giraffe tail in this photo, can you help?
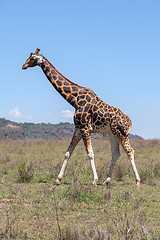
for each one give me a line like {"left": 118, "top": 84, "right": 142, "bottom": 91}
{"left": 117, "top": 124, "right": 128, "bottom": 137}
{"left": 114, "top": 117, "right": 132, "bottom": 138}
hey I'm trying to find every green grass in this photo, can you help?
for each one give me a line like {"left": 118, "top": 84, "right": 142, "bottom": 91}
{"left": 0, "top": 138, "right": 160, "bottom": 239}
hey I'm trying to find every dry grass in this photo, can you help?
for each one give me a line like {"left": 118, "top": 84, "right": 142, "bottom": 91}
{"left": 0, "top": 138, "right": 160, "bottom": 239}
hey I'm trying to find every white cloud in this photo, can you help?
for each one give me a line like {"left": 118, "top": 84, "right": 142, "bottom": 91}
{"left": 8, "top": 107, "right": 33, "bottom": 121}
{"left": 60, "top": 110, "right": 74, "bottom": 119}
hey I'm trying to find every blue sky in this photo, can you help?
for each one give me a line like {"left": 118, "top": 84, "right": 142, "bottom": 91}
{"left": 0, "top": 0, "right": 160, "bottom": 139}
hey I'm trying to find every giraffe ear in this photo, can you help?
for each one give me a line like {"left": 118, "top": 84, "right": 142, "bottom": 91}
{"left": 35, "top": 48, "right": 40, "bottom": 55}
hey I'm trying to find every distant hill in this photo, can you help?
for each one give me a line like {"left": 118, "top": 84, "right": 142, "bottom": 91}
{"left": 0, "top": 118, "right": 143, "bottom": 140}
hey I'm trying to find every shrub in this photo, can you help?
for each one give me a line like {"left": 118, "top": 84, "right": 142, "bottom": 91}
{"left": 17, "top": 161, "right": 34, "bottom": 183}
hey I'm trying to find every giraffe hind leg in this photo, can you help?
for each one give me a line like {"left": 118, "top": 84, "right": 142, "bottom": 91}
{"left": 103, "top": 134, "right": 120, "bottom": 185}
{"left": 121, "top": 138, "right": 141, "bottom": 186}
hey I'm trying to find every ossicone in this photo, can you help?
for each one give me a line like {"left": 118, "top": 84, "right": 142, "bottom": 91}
{"left": 35, "top": 48, "right": 40, "bottom": 55}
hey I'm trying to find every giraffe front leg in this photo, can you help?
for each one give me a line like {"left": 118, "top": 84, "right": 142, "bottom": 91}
{"left": 89, "top": 151, "right": 98, "bottom": 186}
{"left": 56, "top": 128, "right": 82, "bottom": 185}
{"left": 56, "top": 151, "right": 70, "bottom": 185}
{"left": 81, "top": 129, "right": 98, "bottom": 186}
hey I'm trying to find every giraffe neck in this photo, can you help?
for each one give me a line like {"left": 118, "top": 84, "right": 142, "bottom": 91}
{"left": 39, "top": 56, "right": 85, "bottom": 109}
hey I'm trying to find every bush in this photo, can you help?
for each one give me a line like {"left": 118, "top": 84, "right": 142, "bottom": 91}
{"left": 17, "top": 161, "right": 34, "bottom": 183}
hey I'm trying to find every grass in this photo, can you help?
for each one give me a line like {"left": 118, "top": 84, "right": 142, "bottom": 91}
{"left": 0, "top": 138, "right": 160, "bottom": 239}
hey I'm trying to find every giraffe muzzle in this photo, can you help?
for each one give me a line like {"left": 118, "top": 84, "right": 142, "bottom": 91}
{"left": 22, "top": 64, "right": 28, "bottom": 70}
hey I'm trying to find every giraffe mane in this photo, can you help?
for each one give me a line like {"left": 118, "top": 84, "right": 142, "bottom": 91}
{"left": 42, "top": 56, "right": 94, "bottom": 92}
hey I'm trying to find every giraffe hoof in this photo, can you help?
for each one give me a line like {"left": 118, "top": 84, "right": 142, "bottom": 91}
{"left": 55, "top": 178, "right": 61, "bottom": 185}
{"left": 92, "top": 179, "right": 98, "bottom": 186}
{"left": 136, "top": 181, "right": 140, "bottom": 187}
{"left": 103, "top": 178, "right": 111, "bottom": 185}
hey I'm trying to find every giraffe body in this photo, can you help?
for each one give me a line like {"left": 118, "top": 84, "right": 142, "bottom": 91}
{"left": 22, "top": 49, "right": 141, "bottom": 186}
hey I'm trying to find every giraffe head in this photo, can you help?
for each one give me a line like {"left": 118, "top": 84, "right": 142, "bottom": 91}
{"left": 22, "top": 48, "right": 43, "bottom": 70}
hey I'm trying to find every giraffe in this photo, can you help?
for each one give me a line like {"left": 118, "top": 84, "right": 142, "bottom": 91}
{"left": 22, "top": 48, "right": 141, "bottom": 186}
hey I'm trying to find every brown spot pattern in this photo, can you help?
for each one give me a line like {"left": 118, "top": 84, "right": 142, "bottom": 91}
{"left": 40, "top": 59, "right": 132, "bottom": 141}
